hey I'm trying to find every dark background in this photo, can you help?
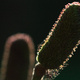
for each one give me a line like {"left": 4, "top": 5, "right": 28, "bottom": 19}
{"left": 0, "top": 0, "right": 80, "bottom": 80}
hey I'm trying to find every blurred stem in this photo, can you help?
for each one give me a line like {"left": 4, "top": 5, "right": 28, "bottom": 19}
{"left": 32, "top": 72, "right": 42, "bottom": 80}
{"left": 32, "top": 63, "right": 46, "bottom": 80}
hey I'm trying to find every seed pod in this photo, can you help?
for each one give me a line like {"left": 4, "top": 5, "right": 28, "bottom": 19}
{"left": 37, "top": 2, "right": 80, "bottom": 69}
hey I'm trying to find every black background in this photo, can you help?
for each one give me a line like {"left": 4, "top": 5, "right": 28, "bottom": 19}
{"left": 0, "top": 0, "right": 80, "bottom": 80}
